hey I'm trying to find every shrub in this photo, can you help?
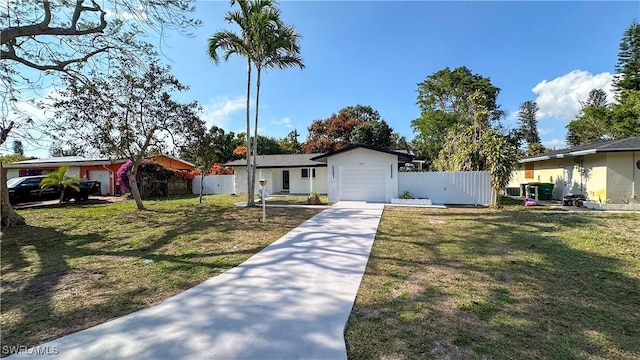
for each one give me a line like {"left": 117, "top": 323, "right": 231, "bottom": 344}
{"left": 399, "top": 190, "right": 413, "bottom": 199}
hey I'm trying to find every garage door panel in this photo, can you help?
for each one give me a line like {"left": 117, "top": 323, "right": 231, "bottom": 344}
{"left": 340, "top": 166, "right": 385, "bottom": 201}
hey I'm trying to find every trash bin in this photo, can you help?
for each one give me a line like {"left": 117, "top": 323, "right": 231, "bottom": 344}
{"left": 538, "top": 183, "right": 554, "bottom": 201}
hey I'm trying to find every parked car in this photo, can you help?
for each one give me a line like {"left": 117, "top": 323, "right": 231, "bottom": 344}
{"left": 7, "top": 176, "right": 59, "bottom": 204}
{"left": 7, "top": 177, "right": 99, "bottom": 204}
{"left": 62, "top": 185, "right": 91, "bottom": 203}
{"left": 80, "top": 180, "right": 102, "bottom": 196}
{"left": 563, "top": 194, "right": 587, "bottom": 206}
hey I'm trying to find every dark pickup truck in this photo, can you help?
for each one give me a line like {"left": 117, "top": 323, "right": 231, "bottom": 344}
{"left": 8, "top": 176, "right": 101, "bottom": 204}
{"left": 62, "top": 181, "right": 102, "bottom": 202}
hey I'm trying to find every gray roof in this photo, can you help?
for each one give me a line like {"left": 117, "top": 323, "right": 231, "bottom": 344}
{"left": 310, "top": 144, "right": 414, "bottom": 163}
{"left": 225, "top": 153, "right": 327, "bottom": 168}
{"left": 520, "top": 137, "right": 640, "bottom": 163}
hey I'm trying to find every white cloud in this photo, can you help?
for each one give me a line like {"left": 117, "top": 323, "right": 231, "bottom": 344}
{"left": 538, "top": 128, "right": 553, "bottom": 136}
{"left": 201, "top": 96, "right": 247, "bottom": 130}
{"left": 532, "top": 70, "right": 615, "bottom": 123}
{"left": 270, "top": 117, "right": 294, "bottom": 128}
{"left": 542, "top": 138, "right": 566, "bottom": 150}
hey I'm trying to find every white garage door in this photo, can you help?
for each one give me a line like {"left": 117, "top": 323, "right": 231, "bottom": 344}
{"left": 340, "top": 166, "right": 386, "bottom": 201}
{"left": 88, "top": 170, "right": 110, "bottom": 195}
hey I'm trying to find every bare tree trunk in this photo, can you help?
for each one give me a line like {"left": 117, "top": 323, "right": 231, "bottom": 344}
{"left": 245, "top": 60, "right": 255, "bottom": 207}
{"left": 251, "top": 67, "right": 261, "bottom": 206}
{"left": 199, "top": 174, "right": 205, "bottom": 204}
{"left": 1, "top": 161, "right": 25, "bottom": 229}
{"left": 128, "top": 162, "right": 145, "bottom": 210}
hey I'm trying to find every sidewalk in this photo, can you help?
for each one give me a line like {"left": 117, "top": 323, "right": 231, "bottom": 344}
{"left": 9, "top": 202, "right": 384, "bottom": 360}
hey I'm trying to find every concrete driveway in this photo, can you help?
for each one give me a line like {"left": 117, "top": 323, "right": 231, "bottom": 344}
{"left": 8, "top": 201, "right": 384, "bottom": 360}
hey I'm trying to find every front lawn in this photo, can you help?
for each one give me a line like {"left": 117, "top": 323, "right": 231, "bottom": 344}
{"left": 346, "top": 205, "right": 640, "bottom": 359}
{"left": 1, "top": 195, "right": 322, "bottom": 351}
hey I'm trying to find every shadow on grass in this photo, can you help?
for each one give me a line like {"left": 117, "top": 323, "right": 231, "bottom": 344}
{"left": 1, "top": 203, "right": 321, "bottom": 354}
{"left": 347, "top": 208, "right": 640, "bottom": 359}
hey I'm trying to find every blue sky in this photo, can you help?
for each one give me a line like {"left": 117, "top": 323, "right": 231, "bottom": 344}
{"left": 8, "top": 1, "right": 640, "bottom": 157}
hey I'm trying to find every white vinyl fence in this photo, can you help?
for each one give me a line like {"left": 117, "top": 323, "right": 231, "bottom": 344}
{"left": 398, "top": 171, "right": 492, "bottom": 205}
{"left": 192, "top": 175, "right": 235, "bottom": 195}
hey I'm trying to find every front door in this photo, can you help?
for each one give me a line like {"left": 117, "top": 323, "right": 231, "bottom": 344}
{"left": 283, "top": 170, "right": 290, "bottom": 191}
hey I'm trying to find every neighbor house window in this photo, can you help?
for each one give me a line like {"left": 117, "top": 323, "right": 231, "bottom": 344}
{"left": 301, "top": 168, "right": 316, "bottom": 178}
{"left": 524, "top": 163, "right": 534, "bottom": 179}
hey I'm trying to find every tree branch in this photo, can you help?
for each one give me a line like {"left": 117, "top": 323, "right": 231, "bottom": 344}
{"left": 1, "top": 46, "right": 112, "bottom": 72}
{"left": 1, "top": 1, "right": 107, "bottom": 46}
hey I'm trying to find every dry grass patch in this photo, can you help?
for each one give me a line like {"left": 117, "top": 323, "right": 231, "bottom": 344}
{"left": 346, "top": 205, "right": 640, "bottom": 359}
{"left": 1, "top": 194, "right": 322, "bottom": 353}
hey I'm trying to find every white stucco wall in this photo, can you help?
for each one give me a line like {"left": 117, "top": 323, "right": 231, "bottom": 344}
{"left": 326, "top": 148, "right": 398, "bottom": 202}
{"left": 288, "top": 167, "right": 328, "bottom": 194}
{"left": 606, "top": 151, "right": 640, "bottom": 203}
{"left": 234, "top": 168, "right": 274, "bottom": 195}
{"left": 7, "top": 169, "right": 19, "bottom": 179}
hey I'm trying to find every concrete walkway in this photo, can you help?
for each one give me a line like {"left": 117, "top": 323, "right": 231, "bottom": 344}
{"left": 10, "top": 201, "right": 385, "bottom": 360}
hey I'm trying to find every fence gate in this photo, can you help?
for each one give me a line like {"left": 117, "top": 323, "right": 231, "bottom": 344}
{"left": 192, "top": 175, "right": 236, "bottom": 195}
{"left": 398, "top": 171, "right": 492, "bottom": 205}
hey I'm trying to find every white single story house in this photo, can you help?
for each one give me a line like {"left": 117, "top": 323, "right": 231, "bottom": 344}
{"left": 226, "top": 145, "right": 414, "bottom": 202}
{"left": 508, "top": 137, "right": 640, "bottom": 203}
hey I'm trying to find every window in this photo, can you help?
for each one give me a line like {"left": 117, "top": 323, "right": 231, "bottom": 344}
{"left": 301, "top": 168, "right": 316, "bottom": 178}
{"left": 524, "top": 163, "right": 534, "bottom": 179}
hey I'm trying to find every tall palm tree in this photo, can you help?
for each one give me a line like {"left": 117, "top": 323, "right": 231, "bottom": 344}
{"left": 249, "top": 10, "right": 304, "bottom": 199}
{"left": 40, "top": 166, "right": 81, "bottom": 204}
{"left": 208, "top": 0, "right": 277, "bottom": 206}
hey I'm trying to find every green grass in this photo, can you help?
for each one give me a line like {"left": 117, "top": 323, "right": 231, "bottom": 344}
{"left": 1, "top": 194, "right": 322, "bottom": 350}
{"left": 346, "top": 205, "right": 640, "bottom": 359}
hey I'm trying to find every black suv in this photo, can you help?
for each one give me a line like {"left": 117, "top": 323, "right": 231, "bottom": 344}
{"left": 7, "top": 176, "right": 100, "bottom": 204}
{"left": 7, "top": 176, "right": 59, "bottom": 204}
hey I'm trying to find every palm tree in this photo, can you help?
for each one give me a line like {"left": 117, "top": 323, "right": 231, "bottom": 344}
{"left": 208, "top": 0, "right": 278, "bottom": 207}
{"left": 40, "top": 166, "right": 81, "bottom": 204}
{"left": 250, "top": 20, "right": 305, "bottom": 198}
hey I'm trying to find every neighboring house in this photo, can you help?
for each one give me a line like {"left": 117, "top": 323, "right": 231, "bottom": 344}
{"left": 227, "top": 145, "right": 414, "bottom": 202}
{"left": 508, "top": 137, "right": 640, "bottom": 204}
{"left": 5, "top": 155, "right": 195, "bottom": 196}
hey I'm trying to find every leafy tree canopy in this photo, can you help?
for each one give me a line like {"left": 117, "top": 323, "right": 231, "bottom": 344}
{"left": 302, "top": 105, "right": 395, "bottom": 153}
{"left": 613, "top": 20, "right": 640, "bottom": 97}
{"left": 52, "top": 59, "right": 203, "bottom": 209}
{"left": 411, "top": 66, "right": 503, "bottom": 167}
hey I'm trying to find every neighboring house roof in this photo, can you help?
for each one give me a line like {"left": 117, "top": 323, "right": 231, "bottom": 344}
{"left": 310, "top": 144, "right": 415, "bottom": 163}
{"left": 225, "top": 153, "right": 327, "bottom": 168}
{"left": 4, "top": 155, "right": 194, "bottom": 169}
{"left": 520, "top": 137, "right": 640, "bottom": 163}
{"left": 4, "top": 156, "right": 119, "bottom": 168}
{"left": 150, "top": 154, "right": 195, "bottom": 168}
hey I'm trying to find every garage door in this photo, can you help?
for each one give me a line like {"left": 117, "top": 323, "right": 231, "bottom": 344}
{"left": 88, "top": 170, "right": 110, "bottom": 195}
{"left": 340, "top": 166, "right": 386, "bottom": 201}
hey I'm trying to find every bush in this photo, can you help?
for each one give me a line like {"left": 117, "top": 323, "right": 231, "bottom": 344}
{"left": 399, "top": 190, "right": 413, "bottom": 199}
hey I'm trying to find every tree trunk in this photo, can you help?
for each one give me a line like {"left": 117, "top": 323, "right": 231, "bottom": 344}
{"left": 199, "top": 174, "right": 205, "bottom": 204}
{"left": 246, "top": 59, "right": 254, "bottom": 207}
{"left": 58, "top": 188, "right": 65, "bottom": 204}
{"left": 128, "top": 162, "right": 145, "bottom": 210}
{"left": 1, "top": 161, "right": 26, "bottom": 229}
{"left": 251, "top": 66, "right": 261, "bottom": 206}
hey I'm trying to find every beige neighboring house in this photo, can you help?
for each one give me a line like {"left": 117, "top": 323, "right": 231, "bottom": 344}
{"left": 508, "top": 137, "right": 640, "bottom": 204}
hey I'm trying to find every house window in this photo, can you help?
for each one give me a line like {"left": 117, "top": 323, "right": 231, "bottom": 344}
{"left": 524, "top": 163, "right": 534, "bottom": 179}
{"left": 301, "top": 168, "right": 316, "bottom": 178}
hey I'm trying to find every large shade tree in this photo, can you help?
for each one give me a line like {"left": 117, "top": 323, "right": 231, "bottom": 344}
{"left": 410, "top": 66, "right": 503, "bottom": 169}
{"left": 0, "top": 0, "right": 199, "bottom": 228}
{"left": 52, "top": 61, "right": 203, "bottom": 210}
{"left": 302, "top": 105, "right": 396, "bottom": 153}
